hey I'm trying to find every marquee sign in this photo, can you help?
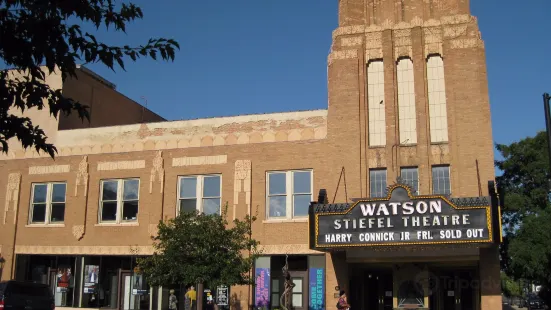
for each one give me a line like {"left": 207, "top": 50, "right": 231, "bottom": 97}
{"left": 309, "top": 182, "right": 499, "bottom": 249}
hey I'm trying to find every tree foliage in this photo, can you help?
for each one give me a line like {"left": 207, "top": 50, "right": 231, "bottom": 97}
{"left": 501, "top": 272, "right": 522, "bottom": 297}
{"left": 495, "top": 131, "right": 551, "bottom": 297}
{"left": 0, "top": 0, "right": 179, "bottom": 157}
{"left": 137, "top": 205, "right": 260, "bottom": 288}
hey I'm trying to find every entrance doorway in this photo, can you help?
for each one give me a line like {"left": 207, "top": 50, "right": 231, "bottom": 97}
{"left": 349, "top": 266, "right": 392, "bottom": 310}
{"left": 430, "top": 268, "right": 478, "bottom": 310}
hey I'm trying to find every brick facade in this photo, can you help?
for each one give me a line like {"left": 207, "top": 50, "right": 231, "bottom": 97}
{"left": 0, "top": 0, "right": 501, "bottom": 309}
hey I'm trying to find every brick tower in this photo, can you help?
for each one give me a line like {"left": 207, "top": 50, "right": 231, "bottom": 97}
{"left": 326, "top": 0, "right": 494, "bottom": 201}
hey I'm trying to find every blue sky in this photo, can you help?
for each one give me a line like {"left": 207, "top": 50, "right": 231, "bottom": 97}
{"left": 11, "top": 1, "right": 551, "bottom": 150}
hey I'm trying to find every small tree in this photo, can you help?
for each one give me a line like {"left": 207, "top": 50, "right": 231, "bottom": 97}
{"left": 138, "top": 204, "right": 260, "bottom": 289}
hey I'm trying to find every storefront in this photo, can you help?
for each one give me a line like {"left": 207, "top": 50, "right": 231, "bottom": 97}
{"left": 308, "top": 180, "right": 502, "bottom": 310}
{"left": 253, "top": 255, "right": 326, "bottom": 310}
{"left": 14, "top": 255, "right": 151, "bottom": 309}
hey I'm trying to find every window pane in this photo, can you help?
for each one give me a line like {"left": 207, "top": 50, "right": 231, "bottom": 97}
{"left": 102, "top": 181, "right": 118, "bottom": 201}
{"left": 31, "top": 204, "right": 46, "bottom": 223}
{"left": 370, "top": 169, "right": 387, "bottom": 198}
{"left": 202, "top": 198, "right": 221, "bottom": 215}
{"left": 101, "top": 202, "right": 118, "bottom": 221}
{"left": 32, "top": 184, "right": 48, "bottom": 203}
{"left": 268, "top": 173, "right": 286, "bottom": 195}
{"left": 292, "top": 294, "right": 303, "bottom": 307}
{"left": 293, "top": 171, "right": 311, "bottom": 194}
{"left": 123, "top": 179, "right": 139, "bottom": 200}
{"left": 179, "top": 199, "right": 197, "bottom": 214}
{"left": 52, "top": 183, "right": 66, "bottom": 202}
{"left": 432, "top": 166, "right": 451, "bottom": 195}
{"left": 268, "top": 196, "right": 286, "bottom": 217}
{"left": 50, "top": 203, "right": 65, "bottom": 223}
{"left": 203, "top": 176, "right": 221, "bottom": 197}
{"left": 272, "top": 279, "right": 280, "bottom": 293}
{"left": 293, "top": 194, "right": 310, "bottom": 217}
{"left": 122, "top": 201, "right": 139, "bottom": 221}
{"left": 271, "top": 294, "right": 280, "bottom": 307}
{"left": 292, "top": 278, "right": 303, "bottom": 293}
{"left": 180, "top": 177, "right": 197, "bottom": 198}
{"left": 400, "top": 168, "right": 419, "bottom": 194}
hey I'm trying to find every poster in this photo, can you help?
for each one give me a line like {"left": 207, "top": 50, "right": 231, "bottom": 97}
{"left": 56, "top": 267, "right": 72, "bottom": 292}
{"left": 216, "top": 286, "right": 229, "bottom": 306}
{"left": 254, "top": 268, "right": 270, "bottom": 307}
{"left": 83, "top": 265, "right": 99, "bottom": 293}
{"left": 309, "top": 268, "right": 325, "bottom": 310}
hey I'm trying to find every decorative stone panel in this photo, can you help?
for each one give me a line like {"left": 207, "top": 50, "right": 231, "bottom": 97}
{"left": 75, "top": 156, "right": 89, "bottom": 197}
{"left": 172, "top": 155, "right": 227, "bottom": 167}
{"left": 328, "top": 50, "right": 358, "bottom": 65}
{"left": 97, "top": 160, "right": 145, "bottom": 171}
{"left": 15, "top": 245, "right": 154, "bottom": 255}
{"left": 72, "top": 225, "right": 85, "bottom": 241}
{"left": 233, "top": 160, "right": 252, "bottom": 220}
{"left": 149, "top": 151, "right": 164, "bottom": 193}
{"left": 28, "top": 165, "right": 70, "bottom": 175}
{"left": 258, "top": 244, "right": 322, "bottom": 255}
{"left": 3, "top": 173, "right": 21, "bottom": 225}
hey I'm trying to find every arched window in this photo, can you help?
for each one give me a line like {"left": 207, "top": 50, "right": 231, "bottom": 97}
{"left": 427, "top": 55, "right": 449, "bottom": 143}
{"left": 397, "top": 58, "right": 417, "bottom": 144}
{"left": 367, "top": 60, "right": 386, "bottom": 146}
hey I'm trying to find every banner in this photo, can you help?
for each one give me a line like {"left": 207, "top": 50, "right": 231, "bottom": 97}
{"left": 255, "top": 268, "right": 270, "bottom": 307}
{"left": 309, "top": 268, "right": 325, "bottom": 310}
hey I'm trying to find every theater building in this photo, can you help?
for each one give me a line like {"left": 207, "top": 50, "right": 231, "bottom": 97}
{"left": 0, "top": 0, "right": 502, "bottom": 309}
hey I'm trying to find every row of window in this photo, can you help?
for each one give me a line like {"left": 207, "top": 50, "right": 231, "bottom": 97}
{"left": 28, "top": 166, "right": 451, "bottom": 225}
{"left": 370, "top": 165, "right": 451, "bottom": 198}
{"left": 368, "top": 55, "right": 449, "bottom": 147}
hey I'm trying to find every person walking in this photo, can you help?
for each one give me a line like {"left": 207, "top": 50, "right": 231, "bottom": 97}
{"left": 169, "top": 289, "right": 178, "bottom": 310}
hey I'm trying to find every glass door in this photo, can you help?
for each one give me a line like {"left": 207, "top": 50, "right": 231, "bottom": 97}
{"left": 289, "top": 271, "right": 307, "bottom": 310}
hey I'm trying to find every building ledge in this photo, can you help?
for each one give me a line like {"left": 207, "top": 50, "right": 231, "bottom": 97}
{"left": 25, "top": 224, "right": 65, "bottom": 228}
{"left": 262, "top": 218, "right": 308, "bottom": 224}
{"left": 94, "top": 222, "right": 139, "bottom": 227}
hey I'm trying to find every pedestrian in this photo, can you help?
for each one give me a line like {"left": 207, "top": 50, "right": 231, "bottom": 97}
{"left": 184, "top": 287, "right": 192, "bottom": 310}
{"left": 336, "top": 290, "right": 350, "bottom": 310}
{"left": 186, "top": 285, "right": 197, "bottom": 310}
{"left": 169, "top": 289, "right": 178, "bottom": 310}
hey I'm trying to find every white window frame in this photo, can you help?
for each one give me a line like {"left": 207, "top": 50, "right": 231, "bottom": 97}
{"left": 99, "top": 178, "right": 140, "bottom": 224}
{"left": 29, "top": 182, "right": 67, "bottom": 225}
{"left": 177, "top": 174, "right": 222, "bottom": 215}
{"left": 432, "top": 165, "right": 451, "bottom": 195}
{"left": 266, "top": 170, "right": 313, "bottom": 220}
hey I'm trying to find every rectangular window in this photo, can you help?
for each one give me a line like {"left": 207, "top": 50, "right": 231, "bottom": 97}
{"left": 271, "top": 279, "right": 280, "bottom": 307}
{"left": 291, "top": 278, "right": 303, "bottom": 307}
{"left": 397, "top": 58, "right": 417, "bottom": 144}
{"left": 267, "top": 170, "right": 313, "bottom": 219}
{"left": 432, "top": 166, "right": 451, "bottom": 195}
{"left": 99, "top": 179, "right": 140, "bottom": 223}
{"left": 400, "top": 167, "right": 419, "bottom": 194}
{"left": 369, "top": 169, "right": 387, "bottom": 198}
{"left": 427, "top": 55, "right": 449, "bottom": 143}
{"left": 29, "top": 182, "right": 67, "bottom": 224}
{"left": 178, "top": 175, "right": 221, "bottom": 215}
{"left": 367, "top": 60, "right": 386, "bottom": 146}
